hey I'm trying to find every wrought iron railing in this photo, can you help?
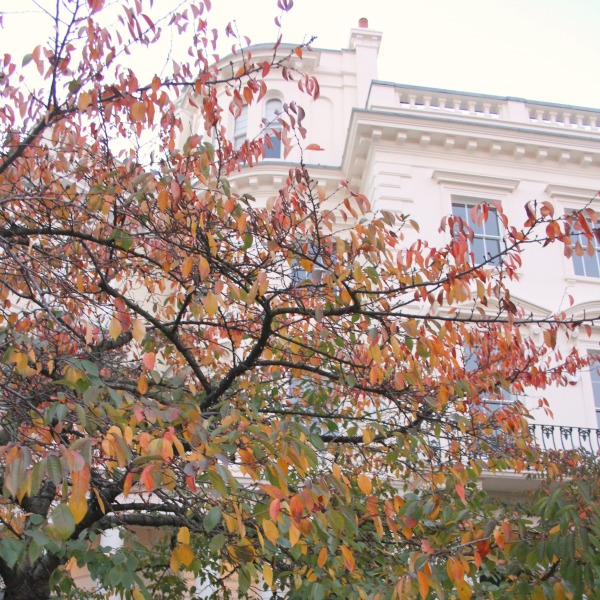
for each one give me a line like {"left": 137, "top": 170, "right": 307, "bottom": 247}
{"left": 530, "top": 423, "right": 600, "bottom": 455}
{"left": 426, "top": 424, "right": 600, "bottom": 463}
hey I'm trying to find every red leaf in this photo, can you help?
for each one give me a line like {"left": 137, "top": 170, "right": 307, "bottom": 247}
{"left": 269, "top": 498, "right": 281, "bottom": 521}
{"left": 143, "top": 352, "right": 156, "bottom": 370}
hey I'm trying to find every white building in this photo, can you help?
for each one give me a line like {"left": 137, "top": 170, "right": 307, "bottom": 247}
{"left": 179, "top": 18, "right": 600, "bottom": 464}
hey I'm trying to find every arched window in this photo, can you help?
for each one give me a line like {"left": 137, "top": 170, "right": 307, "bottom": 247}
{"left": 264, "top": 98, "right": 282, "bottom": 159}
{"left": 233, "top": 105, "right": 247, "bottom": 150}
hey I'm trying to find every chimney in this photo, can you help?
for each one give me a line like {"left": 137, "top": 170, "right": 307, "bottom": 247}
{"left": 349, "top": 18, "right": 382, "bottom": 108}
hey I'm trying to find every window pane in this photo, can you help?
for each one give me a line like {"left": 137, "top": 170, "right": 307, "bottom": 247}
{"left": 485, "top": 239, "right": 502, "bottom": 262}
{"left": 233, "top": 105, "right": 248, "bottom": 150}
{"left": 582, "top": 252, "right": 600, "bottom": 278}
{"left": 264, "top": 136, "right": 281, "bottom": 159}
{"left": 264, "top": 99, "right": 282, "bottom": 159}
{"left": 484, "top": 209, "right": 500, "bottom": 236}
{"left": 471, "top": 238, "right": 485, "bottom": 264}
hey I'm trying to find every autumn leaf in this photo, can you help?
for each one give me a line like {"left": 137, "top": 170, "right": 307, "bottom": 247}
{"left": 357, "top": 473, "right": 372, "bottom": 495}
{"left": 143, "top": 352, "right": 156, "bottom": 371}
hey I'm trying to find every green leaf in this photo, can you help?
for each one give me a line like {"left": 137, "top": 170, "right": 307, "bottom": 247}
{"left": 0, "top": 537, "right": 24, "bottom": 568}
{"left": 206, "top": 470, "right": 229, "bottom": 498}
{"left": 47, "top": 454, "right": 63, "bottom": 486}
{"left": 203, "top": 506, "right": 222, "bottom": 532}
{"left": 238, "top": 565, "right": 250, "bottom": 594}
{"left": 49, "top": 503, "right": 75, "bottom": 540}
{"left": 209, "top": 533, "right": 227, "bottom": 553}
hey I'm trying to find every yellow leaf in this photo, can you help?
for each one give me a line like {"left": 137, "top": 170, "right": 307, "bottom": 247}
{"left": 109, "top": 316, "right": 122, "bottom": 341}
{"left": 176, "top": 543, "right": 194, "bottom": 567}
{"left": 132, "top": 318, "right": 146, "bottom": 343}
{"left": 263, "top": 519, "right": 279, "bottom": 545}
{"left": 204, "top": 291, "right": 218, "bottom": 317}
{"left": 357, "top": 473, "right": 372, "bottom": 495}
{"left": 362, "top": 428, "right": 375, "bottom": 443}
{"left": 317, "top": 546, "right": 328, "bottom": 568}
{"left": 263, "top": 563, "right": 274, "bottom": 588}
{"left": 177, "top": 526, "right": 190, "bottom": 544}
{"left": 69, "top": 496, "right": 88, "bottom": 524}
{"left": 132, "top": 589, "right": 144, "bottom": 600}
{"left": 374, "top": 515, "right": 384, "bottom": 538}
{"left": 456, "top": 579, "right": 473, "bottom": 600}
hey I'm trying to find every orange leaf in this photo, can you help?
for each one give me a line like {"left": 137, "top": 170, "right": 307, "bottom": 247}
{"left": 181, "top": 256, "right": 193, "bottom": 278}
{"left": 289, "top": 522, "right": 300, "bottom": 547}
{"left": 204, "top": 291, "right": 218, "bottom": 317}
{"left": 260, "top": 484, "right": 287, "bottom": 500}
{"left": 130, "top": 101, "right": 146, "bottom": 122}
{"left": 108, "top": 316, "right": 122, "bottom": 341}
{"left": 340, "top": 545, "right": 356, "bottom": 573}
{"left": 140, "top": 465, "right": 154, "bottom": 492}
{"left": 137, "top": 373, "right": 148, "bottom": 395}
{"left": 199, "top": 256, "right": 210, "bottom": 281}
{"left": 417, "top": 570, "right": 430, "bottom": 599}
{"left": 357, "top": 473, "right": 372, "bottom": 495}
{"left": 289, "top": 494, "right": 303, "bottom": 523}
{"left": 157, "top": 189, "right": 169, "bottom": 212}
{"left": 269, "top": 498, "right": 281, "bottom": 521}
{"left": 317, "top": 546, "right": 327, "bottom": 568}
{"left": 305, "top": 143, "right": 323, "bottom": 151}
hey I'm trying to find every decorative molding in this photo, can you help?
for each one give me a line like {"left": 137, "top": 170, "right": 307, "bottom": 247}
{"left": 432, "top": 170, "right": 520, "bottom": 193}
{"left": 545, "top": 184, "right": 600, "bottom": 202}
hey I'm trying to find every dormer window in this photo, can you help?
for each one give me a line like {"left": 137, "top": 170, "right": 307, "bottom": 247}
{"left": 233, "top": 104, "right": 248, "bottom": 150}
{"left": 264, "top": 98, "right": 283, "bottom": 159}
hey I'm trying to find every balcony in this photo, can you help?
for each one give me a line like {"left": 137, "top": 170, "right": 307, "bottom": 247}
{"left": 530, "top": 423, "right": 600, "bottom": 455}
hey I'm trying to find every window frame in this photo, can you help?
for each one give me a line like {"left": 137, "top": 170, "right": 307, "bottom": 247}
{"left": 588, "top": 353, "right": 600, "bottom": 427}
{"left": 570, "top": 211, "right": 600, "bottom": 278}
{"left": 451, "top": 196, "right": 504, "bottom": 266}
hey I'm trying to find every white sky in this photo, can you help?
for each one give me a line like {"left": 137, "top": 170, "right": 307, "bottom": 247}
{"left": 2, "top": 0, "right": 600, "bottom": 108}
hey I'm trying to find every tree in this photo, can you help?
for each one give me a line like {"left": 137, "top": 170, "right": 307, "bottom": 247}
{"left": 0, "top": 1, "right": 598, "bottom": 598}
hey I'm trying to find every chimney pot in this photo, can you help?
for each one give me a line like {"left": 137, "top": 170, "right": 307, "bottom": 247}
{"left": 358, "top": 17, "right": 369, "bottom": 28}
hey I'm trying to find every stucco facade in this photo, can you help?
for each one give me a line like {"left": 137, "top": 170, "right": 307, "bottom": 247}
{"left": 180, "top": 20, "right": 600, "bottom": 447}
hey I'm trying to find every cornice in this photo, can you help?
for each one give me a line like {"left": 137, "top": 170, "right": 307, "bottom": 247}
{"left": 342, "top": 110, "right": 600, "bottom": 180}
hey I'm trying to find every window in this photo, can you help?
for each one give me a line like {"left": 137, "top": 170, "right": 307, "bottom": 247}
{"left": 452, "top": 200, "right": 502, "bottom": 265}
{"left": 571, "top": 213, "right": 600, "bottom": 278}
{"left": 233, "top": 105, "right": 247, "bottom": 151}
{"left": 463, "top": 348, "right": 518, "bottom": 416}
{"left": 263, "top": 98, "right": 282, "bottom": 159}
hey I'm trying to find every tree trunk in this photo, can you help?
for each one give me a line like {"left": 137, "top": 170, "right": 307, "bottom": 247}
{"left": 1, "top": 555, "right": 60, "bottom": 600}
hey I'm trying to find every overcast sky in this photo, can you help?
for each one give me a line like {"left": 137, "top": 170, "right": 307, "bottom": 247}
{"left": 2, "top": 0, "right": 600, "bottom": 109}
